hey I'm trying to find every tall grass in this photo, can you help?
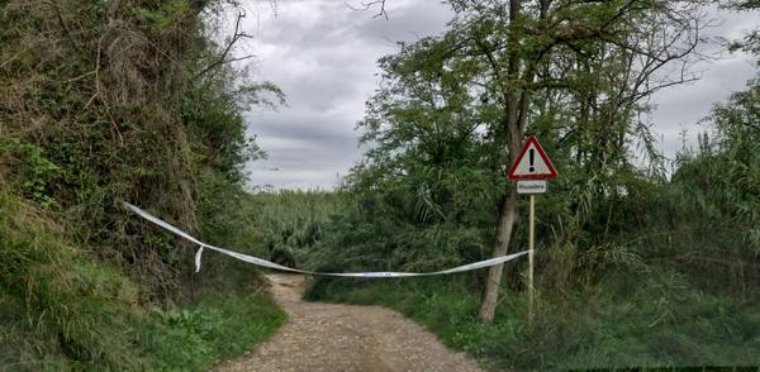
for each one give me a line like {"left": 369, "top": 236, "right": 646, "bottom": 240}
{"left": 0, "top": 189, "right": 143, "bottom": 369}
{"left": 245, "top": 190, "right": 349, "bottom": 267}
{"left": 0, "top": 189, "right": 285, "bottom": 369}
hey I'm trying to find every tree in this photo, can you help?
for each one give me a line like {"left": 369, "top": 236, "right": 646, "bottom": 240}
{"left": 449, "top": 0, "right": 705, "bottom": 321}
{"left": 353, "top": 0, "right": 705, "bottom": 322}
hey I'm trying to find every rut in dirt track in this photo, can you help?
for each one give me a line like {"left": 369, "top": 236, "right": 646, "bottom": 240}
{"left": 215, "top": 274, "right": 481, "bottom": 372}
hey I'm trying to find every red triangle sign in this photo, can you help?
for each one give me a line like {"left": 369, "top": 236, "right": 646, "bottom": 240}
{"left": 508, "top": 136, "right": 557, "bottom": 180}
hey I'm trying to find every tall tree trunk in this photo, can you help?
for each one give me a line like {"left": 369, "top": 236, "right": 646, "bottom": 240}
{"left": 479, "top": 182, "right": 519, "bottom": 321}
{"left": 479, "top": 0, "right": 525, "bottom": 323}
{"left": 479, "top": 100, "right": 525, "bottom": 321}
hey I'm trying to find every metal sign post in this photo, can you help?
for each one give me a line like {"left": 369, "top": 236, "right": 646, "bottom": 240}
{"left": 528, "top": 194, "right": 535, "bottom": 322}
{"left": 508, "top": 135, "right": 557, "bottom": 323}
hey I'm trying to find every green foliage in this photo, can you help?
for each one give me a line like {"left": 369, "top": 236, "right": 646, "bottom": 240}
{"left": 0, "top": 188, "right": 285, "bottom": 370}
{"left": 133, "top": 0, "right": 192, "bottom": 30}
{"left": 293, "top": 36, "right": 760, "bottom": 368}
{"left": 139, "top": 291, "right": 285, "bottom": 371}
{"left": 329, "top": 31, "right": 508, "bottom": 272}
{"left": 0, "top": 189, "right": 142, "bottom": 369}
{"left": 192, "top": 175, "right": 271, "bottom": 292}
{"left": 0, "top": 0, "right": 281, "bottom": 300}
{"left": 0, "top": 0, "right": 286, "bottom": 368}
{"left": 661, "top": 78, "right": 760, "bottom": 292}
{"left": 243, "top": 190, "right": 349, "bottom": 267}
{"left": 306, "top": 271, "right": 760, "bottom": 369}
{"left": 0, "top": 139, "right": 60, "bottom": 208}
{"left": 302, "top": 68, "right": 760, "bottom": 364}
{"left": 325, "top": 0, "right": 704, "bottom": 293}
{"left": 287, "top": 2, "right": 759, "bottom": 368}
{"left": 308, "top": 200, "right": 494, "bottom": 274}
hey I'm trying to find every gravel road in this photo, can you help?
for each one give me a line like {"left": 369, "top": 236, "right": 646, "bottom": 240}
{"left": 215, "top": 274, "right": 481, "bottom": 372}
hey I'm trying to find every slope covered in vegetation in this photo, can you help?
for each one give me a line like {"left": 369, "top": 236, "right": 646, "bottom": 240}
{"left": 0, "top": 0, "right": 283, "bottom": 368}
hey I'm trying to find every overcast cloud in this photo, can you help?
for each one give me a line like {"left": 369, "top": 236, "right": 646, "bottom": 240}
{"left": 235, "top": 1, "right": 758, "bottom": 190}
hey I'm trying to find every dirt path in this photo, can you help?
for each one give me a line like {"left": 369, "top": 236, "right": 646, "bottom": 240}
{"left": 215, "top": 274, "right": 481, "bottom": 372}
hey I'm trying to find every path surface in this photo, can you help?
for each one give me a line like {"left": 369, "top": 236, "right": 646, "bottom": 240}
{"left": 215, "top": 274, "right": 481, "bottom": 372}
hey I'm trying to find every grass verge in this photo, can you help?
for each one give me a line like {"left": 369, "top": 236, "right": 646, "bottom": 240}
{"left": 305, "top": 273, "right": 760, "bottom": 370}
{"left": 139, "top": 291, "right": 285, "bottom": 371}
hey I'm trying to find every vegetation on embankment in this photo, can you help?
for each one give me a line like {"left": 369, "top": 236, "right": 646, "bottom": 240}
{"left": 0, "top": 189, "right": 285, "bottom": 370}
{"left": 1, "top": 0, "right": 284, "bottom": 369}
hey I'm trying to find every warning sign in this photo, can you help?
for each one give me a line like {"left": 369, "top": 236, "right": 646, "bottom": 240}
{"left": 508, "top": 136, "right": 557, "bottom": 180}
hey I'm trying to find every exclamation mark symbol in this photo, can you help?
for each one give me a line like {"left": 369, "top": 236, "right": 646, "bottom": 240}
{"left": 529, "top": 149, "right": 535, "bottom": 173}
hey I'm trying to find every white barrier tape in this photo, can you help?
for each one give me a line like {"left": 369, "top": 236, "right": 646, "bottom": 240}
{"left": 194, "top": 246, "right": 204, "bottom": 273}
{"left": 124, "top": 202, "right": 529, "bottom": 278}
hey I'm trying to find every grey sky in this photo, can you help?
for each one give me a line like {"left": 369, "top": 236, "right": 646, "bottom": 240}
{"left": 236, "top": 1, "right": 758, "bottom": 190}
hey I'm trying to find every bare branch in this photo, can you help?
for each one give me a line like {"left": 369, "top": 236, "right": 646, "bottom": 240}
{"left": 195, "top": 11, "right": 253, "bottom": 79}
{"left": 346, "top": 0, "right": 388, "bottom": 20}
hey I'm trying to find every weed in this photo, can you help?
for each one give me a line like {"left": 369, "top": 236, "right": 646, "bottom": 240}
{"left": 139, "top": 291, "right": 285, "bottom": 371}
